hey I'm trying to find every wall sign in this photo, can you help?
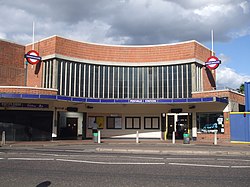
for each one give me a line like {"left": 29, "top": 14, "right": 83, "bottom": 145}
{"left": 205, "top": 56, "right": 221, "bottom": 70}
{"left": 0, "top": 102, "right": 48, "bottom": 108}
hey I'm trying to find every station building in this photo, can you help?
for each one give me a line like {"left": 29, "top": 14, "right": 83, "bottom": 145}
{"left": 0, "top": 36, "right": 245, "bottom": 142}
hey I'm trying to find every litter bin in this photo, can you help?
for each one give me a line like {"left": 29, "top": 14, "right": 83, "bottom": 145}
{"left": 183, "top": 133, "right": 190, "bottom": 144}
{"left": 93, "top": 132, "right": 98, "bottom": 143}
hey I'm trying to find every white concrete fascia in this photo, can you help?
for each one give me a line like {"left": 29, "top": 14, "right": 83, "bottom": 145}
{"left": 42, "top": 54, "right": 205, "bottom": 67}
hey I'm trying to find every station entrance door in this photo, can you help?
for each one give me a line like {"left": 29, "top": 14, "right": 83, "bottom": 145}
{"left": 167, "top": 113, "right": 190, "bottom": 139}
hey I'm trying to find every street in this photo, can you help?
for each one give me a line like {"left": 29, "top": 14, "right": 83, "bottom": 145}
{"left": 0, "top": 146, "right": 250, "bottom": 187}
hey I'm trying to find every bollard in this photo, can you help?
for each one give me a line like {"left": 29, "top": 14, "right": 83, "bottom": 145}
{"left": 214, "top": 130, "right": 217, "bottom": 145}
{"left": 98, "top": 130, "right": 101, "bottom": 144}
{"left": 136, "top": 131, "right": 139, "bottom": 144}
{"left": 1, "top": 131, "right": 6, "bottom": 146}
{"left": 172, "top": 131, "right": 175, "bottom": 144}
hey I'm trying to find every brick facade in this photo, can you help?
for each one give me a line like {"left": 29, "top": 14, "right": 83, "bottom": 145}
{"left": 193, "top": 90, "right": 243, "bottom": 143}
{"left": 26, "top": 36, "right": 215, "bottom": 89}
{"left": 0, "top": 40, "right": 25, "bottom": 86}
{"left": 0, "top": 87, "right": 57, "bottom": 95}
{"left": 27, "top": 36, "right": 212, "bottom": 63}
{"left": 192, "top": 90, "right": 245, "bottom": 105}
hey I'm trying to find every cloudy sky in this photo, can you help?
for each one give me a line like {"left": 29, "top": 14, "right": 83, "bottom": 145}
{"left": 0, "top": 0, "right": 250, "bottom": 89}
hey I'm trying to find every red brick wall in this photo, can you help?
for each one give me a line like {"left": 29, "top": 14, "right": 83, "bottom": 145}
{"left": 0, "top": 87, "right": 57, "bottom": 95}
{"left": 0, "top": 40, "right": 25, "bottom": 86}
{"left": 192, "top": 90, "right": 245, "bottom": 105}
{"left": 25, "top": 39, "right": 54, "bottom": 87}
{"left": 26, "top": 36, "right": 213, "bottom": 63}
{"left": 25, "top": 36, "right": 215, "bottom": 88}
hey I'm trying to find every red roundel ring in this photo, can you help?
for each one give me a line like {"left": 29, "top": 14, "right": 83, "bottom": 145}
{"left": 205, "top": 56, "right": 220, "bottom": 70}
{"left": 25, "top": 50, "right": 42, "bottom": 65}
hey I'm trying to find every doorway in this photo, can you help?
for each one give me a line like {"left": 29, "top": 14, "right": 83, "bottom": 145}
{"left": 167, "top": 113, "right": 189, "bottom": 139}
{"left": 60, "top": 117, "right": 78, "bottom": 139}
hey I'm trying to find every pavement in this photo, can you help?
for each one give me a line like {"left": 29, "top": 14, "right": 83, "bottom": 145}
{"left": 1, "top": 138, "right": 250, "bottom": 156}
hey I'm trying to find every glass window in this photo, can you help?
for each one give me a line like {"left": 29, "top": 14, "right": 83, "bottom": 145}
{"left": 144, "top": 117, "right": 160, "bottom": 129}
{"left": 94, "top": 65, "right": 99, "bottom": 98}
{"left": 114, "top": 67, "right": 118, "bottom": 98}
{"left": 104, "top": 66, "right": 109, "bottom": 98}
{"left": 144, "top": 67, "right": 148, "bottom": 98}
{"left": 109, "top": 67, "right": 114, "bottom": 98}
{"left": 168, "top": 66, "right": 173, "bottom": 98}
{"left": 178, "top": 65, "right": 182, "bottom": 98}
{"left": 173, "top": 66, "right": 177, "bottom": 98}
{"left": 197, "top": 113, "right": 224, "bottom": 134}
{"left": 125, "top": 117, "right": 141, "bottom": 129}
{"left": 107, "top": 117, "right": 122, "bottom": 129}
{"left": 57, "top": 61, "right": 62, "bottom": 95}
{"left": 119, "top": 67, "right": 123, "bottom": 98}
{"left": 85, "top": 64, "right": 89, "bottom": 97}
{"left": 99, "top": 66, "right": 104, "bottom": 98}
{"left": 187, "top": 64, "right": 192, "bottom": 98}
{"left": 153, "top": 67, "right": 158, "bottom": 98}
{"left": 134, "top": 68, "right": 138, "bottom": 98}
{"left": 183, "top": 64, "right": 187, "bottom": 98}
{"left": 71, "top": 62, "right": 75, "bottom": 96}
{"left": 148, "top": 67, "right": 153, "bottom": 98}
{"left": 158, "top": 66, "right": 162, "bottom": 98}
{"left": 80, "top": 64, "right": 85, "bottom": 97}
{"left": 139, "top": 68, "right": 143, "bottom": 98}
{"left": 89, "top": 65, "right": 94, "bottom": 97}
{"left": 124, "top": 67, "right": 128, "bottom": 98}
{"left": 129, "top": 67, "right": 133, "bottom": 98}
{"left": 163, "top": 66, "right": 168, "bottom": 98}
{"left": 75, "top": 63, "right": 79, "bottom": 97}
{"left": 65, "top": 62, "right": 71, "bottom": 95}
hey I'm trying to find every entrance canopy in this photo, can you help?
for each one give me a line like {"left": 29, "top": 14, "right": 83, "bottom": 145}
{"left": 0, "top": 93, "right": 228, "bottom": 113}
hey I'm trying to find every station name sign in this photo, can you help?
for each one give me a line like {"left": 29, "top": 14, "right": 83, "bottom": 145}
{"left": 0, "top": 102, "right": 49, "bottom": 108}
{"left": 129, "top": 99, "right": 157, "bottom": 103}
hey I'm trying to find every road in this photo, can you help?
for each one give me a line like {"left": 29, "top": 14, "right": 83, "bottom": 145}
{"left": 0, "top": 146, "right": 250, "bottom": 187}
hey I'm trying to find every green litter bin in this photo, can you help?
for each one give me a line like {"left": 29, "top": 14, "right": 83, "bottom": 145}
{"left": 183, "top": 133, "right": 190, "bottom": 144}
{"left": 93, "top": 132, "right": 98, "bottom": 143}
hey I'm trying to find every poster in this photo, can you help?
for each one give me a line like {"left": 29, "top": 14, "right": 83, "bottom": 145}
{"left": 88, "top": 116, "right": 104, "bottom": 129}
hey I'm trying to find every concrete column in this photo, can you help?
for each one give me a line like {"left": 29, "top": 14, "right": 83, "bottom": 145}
{"left": 52, "top": 59, "right": 58, "bottom": 89}
{"left": 192, "top": 112, "right": 197, "bottom": 140}
{"left": 52, "top": 108, "right": 58, "bottom": 140}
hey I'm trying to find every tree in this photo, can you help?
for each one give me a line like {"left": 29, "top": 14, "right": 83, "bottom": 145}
{"left": 238, "top": 83, "right": 244, "bottom": 94}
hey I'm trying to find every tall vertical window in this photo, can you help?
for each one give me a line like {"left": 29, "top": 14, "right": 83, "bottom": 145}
{"left": 99, "top": 66, "right": 104, "bottom": 98}
{"left": 119, "top": 67, "right": 123, "bottom": 98}
{"left": 124, "top": 67, "right": 128, "bottom": 98}
{"left": 158, "top": 66, "right": 162, "bottom": 98}
{"left": 139, "top": 68, "right": 143, "bottom": 98}
{"left": 94, "top": 66, "right": 99, "bottom": 98}
{"left": 49, "top": 60, "right": 194, "bottom": 100}
{"left": 128, "top": 67, "right": 133, "bottom": 98}
{"left": 85, "top": 64, "right": 89, "bottom": 97}
{"left": 134, "top": 68, "right": 138, "bottom": 98}
{"left": 148, "top": 67, "right": 153, "bottom": 98}
{"left": 114, "top": 67, "right": 118, "bottom": 98}
{"left": 104, "top": 66, "right": 109, "bottom": 98}
{"left": 144, "top": 67, "right": 148, "bottom": 98}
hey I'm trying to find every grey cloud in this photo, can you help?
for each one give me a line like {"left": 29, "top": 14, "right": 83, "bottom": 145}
{"left": 0, "top": 0, "right": 249, "bottom": 45}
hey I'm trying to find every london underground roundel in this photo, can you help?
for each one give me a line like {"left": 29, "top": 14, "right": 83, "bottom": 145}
{"left": 24, "top": 50, "right": 42, "bottom": 65}
{"left": 205, "top": 56, "right": 221, "bottom": 70}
